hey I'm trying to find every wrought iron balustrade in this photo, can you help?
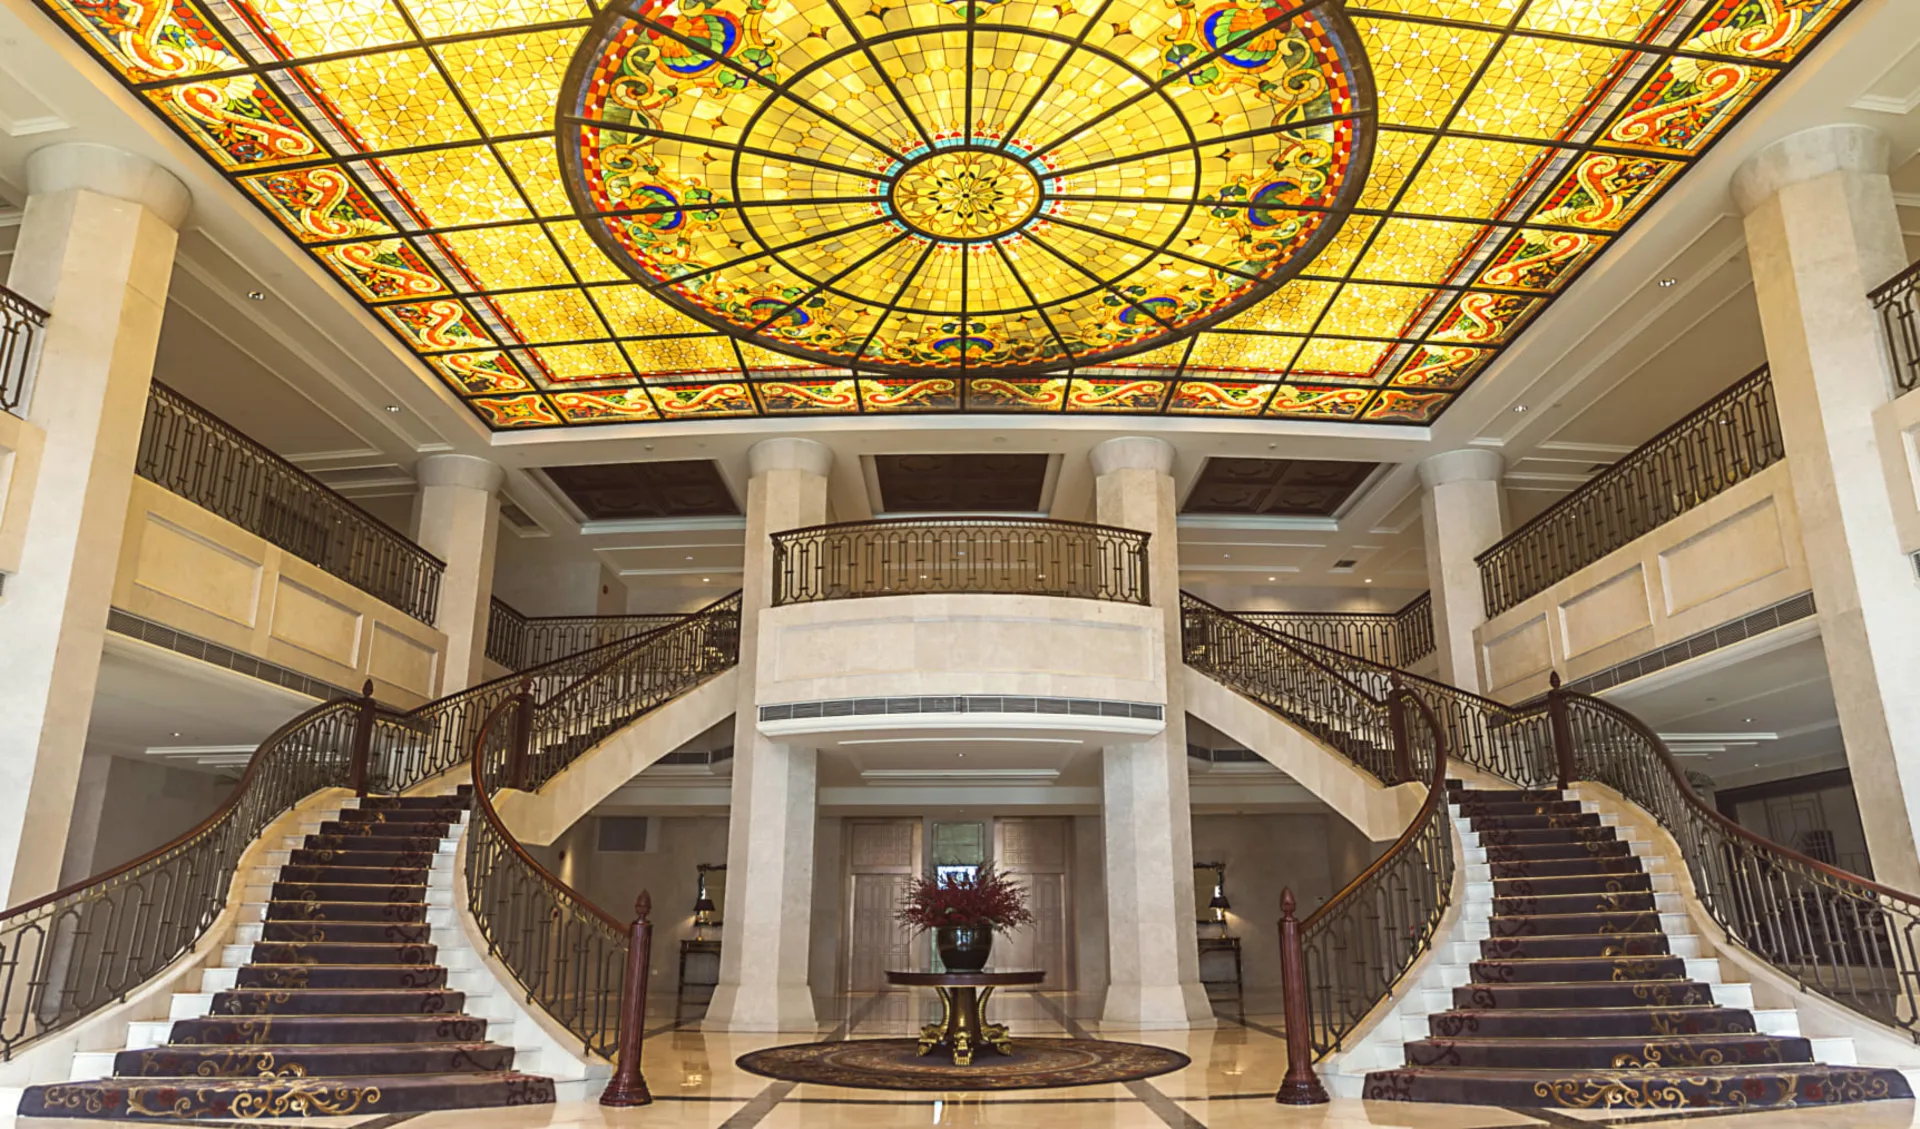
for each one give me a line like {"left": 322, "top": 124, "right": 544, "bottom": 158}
{"left": 1238, "top": 591, "right": 1435, "bottom": 669}
{"left": 0, "top": 285, "right": 48, "bottom": 416}
{"left": 1279, "top": 690, "right": 1453, "bottom": 1101}
{"left": 0, "top": 698, "right": 365, "bottom": 1060}
{"left": 1557, "top": 684, "right": 1920, "bottom": 1040}
{"left": 135, "top": 383, "right": 444, "bottom": 623}
{"left": 771, "top": 517, "right": 1150, "bottom": 606}
{"left": 1872, "top": 259, "right": 1920, "bottom": 396}
{"left": 1475, "top": 366, "right": 1784, "bottom": 618}
{"left": 485, "top": 598, "right": 680, "bottom": 671}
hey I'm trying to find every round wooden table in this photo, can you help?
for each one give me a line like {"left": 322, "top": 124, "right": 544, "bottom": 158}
{"left": 885, "top": 969, "right": 1045, "bottom": 1066}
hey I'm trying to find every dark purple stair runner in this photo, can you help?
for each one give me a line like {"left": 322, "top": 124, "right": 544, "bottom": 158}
{"left": 22, "top": 790, "right": 556, "bottom": 1120}
{"left": 1363, "top": 783, "right": 1912, "bottom": 1109}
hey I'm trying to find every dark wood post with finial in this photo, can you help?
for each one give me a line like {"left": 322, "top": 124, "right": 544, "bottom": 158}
{"left": 1546, "top": 671, "right": 1575, "bottom": 790}
{"left": 348, "top": 679, "right": 376, "bottom": 798}
{"left": 1385, "top": 673, "right": 1412, "bottom": 784}
{"left": 601, "top": 891, "right": 655, "bottom": 1107}
{"left": 507, "top": 677, "right": 535, "bottom": 791}
{"left": 1275, "top": 888, "right": 1329, "bottom": 1104}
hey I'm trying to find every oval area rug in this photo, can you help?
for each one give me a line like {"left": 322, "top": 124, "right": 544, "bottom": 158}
{"left": 736, "top": 1038, "right": 1189, "bottom": 1091}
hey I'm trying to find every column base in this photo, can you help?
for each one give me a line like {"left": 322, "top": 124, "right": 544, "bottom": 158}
{"left": 1099, "top": 980, "right": 1217, "bottom": 1030}
{"left": 701, "top": 983, "right": 819, "bottom": 1033}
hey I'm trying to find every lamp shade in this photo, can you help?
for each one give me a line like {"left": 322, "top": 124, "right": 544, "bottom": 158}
{"left": 694, "top": 897, "right": 716, "bottom": 914}
{"left": 1208, "top": 893, "right": 1230, "bottom": 911}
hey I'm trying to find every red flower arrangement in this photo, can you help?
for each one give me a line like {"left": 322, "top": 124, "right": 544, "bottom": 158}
{"left": 896, "top": 863, "right": 1034, "bottom": 934}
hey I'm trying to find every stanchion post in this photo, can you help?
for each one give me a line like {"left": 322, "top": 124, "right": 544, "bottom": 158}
{"left": 1547, "top": 671, "right": 1576, "bottom": 790}
{"left": 348, "top": 679, "right": 376, "bottom": 798}
{"left": 600, "top": 891, "right": 655, "bottom": 1107}
{"left": 1275, "top": 889, "right": 1329, "bottom": 1104}
{"left": 507, "top": 678, "right": 534, "bottom": 791}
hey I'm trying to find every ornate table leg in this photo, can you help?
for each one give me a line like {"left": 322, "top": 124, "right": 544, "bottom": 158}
{"left": 978, "top": 986, "right": 1013, "bottom": 1055}
{"left": 917, "top": 987, "right": 952, "bottom": 1056}
{"left": 949, "top": 987, "right": 978, "bottom": 1066}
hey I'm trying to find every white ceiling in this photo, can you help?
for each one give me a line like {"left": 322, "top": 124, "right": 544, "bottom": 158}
{"left": 86, "top": 636, "right": 321, "bottom": 777}
{"left": 2, "top": 0, "right": 1919, "bottom": 614}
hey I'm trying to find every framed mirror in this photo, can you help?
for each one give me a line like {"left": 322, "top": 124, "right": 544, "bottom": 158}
{"left": 1194, "top": 862, "right": 1227, "bottom": 925}
{"left": 696, "top": 864, "right": 726, "bottom": 933}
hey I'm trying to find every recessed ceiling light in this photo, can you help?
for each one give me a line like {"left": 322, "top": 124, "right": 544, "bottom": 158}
{"left": 1267, "top": 576, "right": 1275, "bottom": 582}
{"left": 246, "top": 290, "right": 265, "bottom": 301}
{"left": 1364, "top": 578, "right": 1373, "bottom": 583}
{"left": 702, "top": 577, "right": 710, "bottom": 583}
{"left": 1513, "top": 404, "right": 1529, "bottom": 413}
{"left": 1744, "top": 717, "right": 1754, "bottom": 723}
{"left": 383, "top": 404, "right": 401, "bottom": 413}
{"left": 1658, "top": 278, "right": 1678, "bottom": 288}
{"left": 1223, "top": 553, "right": 1230, "bottom": 559}
{"left": 172, "top": 731, "right": 182, "bottom": 738}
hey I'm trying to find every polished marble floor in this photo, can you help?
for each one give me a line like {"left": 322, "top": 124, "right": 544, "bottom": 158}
{"left": 12, "top": 990, "right": 1918, "bottom": 1128}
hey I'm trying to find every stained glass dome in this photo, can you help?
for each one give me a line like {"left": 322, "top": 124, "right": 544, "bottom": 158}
{"left": 558, "top": 0, "right": 1375, "bottom": 375}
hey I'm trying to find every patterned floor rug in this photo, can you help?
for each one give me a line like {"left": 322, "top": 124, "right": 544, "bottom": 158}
{"left": 736, "top": 1037, "right": 1190, "bottom": 1091}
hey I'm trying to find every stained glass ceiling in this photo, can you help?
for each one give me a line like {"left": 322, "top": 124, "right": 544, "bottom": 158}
{"left": 38, "top": 0, "right": 1857, "bottom": 429}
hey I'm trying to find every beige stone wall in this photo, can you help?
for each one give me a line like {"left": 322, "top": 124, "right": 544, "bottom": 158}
{"left": 757, "top": 593, "right": 1165, "bottom": 705}
{"left": 1872, "top": 389, "right": 1920, "bottom": 560}
{"left": 0, "top": 409, "right": 46, "bottom": 579}
{"left": 112, "top": 477, "right": 448, "bottom": 706}
{"left": 1473, "top": 462, "right": 1810, "bottom": 701}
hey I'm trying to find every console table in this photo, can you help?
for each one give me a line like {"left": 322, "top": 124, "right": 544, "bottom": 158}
{"left": 1197, "top": 935, "right": 1243, "bottom": 998}
{"left": 885, "top": 969, "right": 1045, "bottom": 1066}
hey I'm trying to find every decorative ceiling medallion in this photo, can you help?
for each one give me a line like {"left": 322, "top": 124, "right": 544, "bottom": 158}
{"left": 558, "top": 0, "right": 1375, "bottom": 377}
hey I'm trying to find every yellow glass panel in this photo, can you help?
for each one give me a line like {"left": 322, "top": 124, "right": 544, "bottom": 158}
{"left": 372, "top": 147, "right": 532, "bottom": 226}
{"left": 1356, "top": 18, "right": 1497, "bottom": 129}
{"left": 624, "top": 335, "right": 739, "bottom": 373}
{"left": 527, "top": 342, "right": 632, "bottom": 381}
{"left": 550, "top": 223, "right": 631, "bottom": 283}
{"left": 1319, "top": 284, "right": 1435, "bottom": 339}
{"left": 1306, "top": 216, "right": 1379, "bottom": 278}
{"left": 1290, "top": 338, "right": 1394, "bottom": 379}
{"left": 400, "top": 0, "right": 590, "bottom": 39}
{"left": 591, "top": 285, "right": 711, "bottom": 337}
{"left": 1399, "top": 138, "right": 1547, "bottom": 219}
{"left": 739, "top": 343, "right": 817, "bottom": 371}
{"left": 1359, "top": 130, "right": 1432, "bottom": 211}
{"left": 1185, "top": 334, "right": 1303, "bottom": 372}
{"left": 437, "top": 29, "right": 581, "bottom": 139}
{"left": 1353, "top": 219, "right": 1486, "bottom": 285}
{"left": 247, "top": 0, "right": 413, "bottom": 58}
{"left": 1346, "top": 0, "right": 1522, "bottom": 26}
{"left": 437, "top": 225, "right": 573, "bottom": 291}
{"left": 303, "top": 50, "right": 478, "bottom": 152}
{"left": 1220, "top": 281, "right": 1335, "bottom": 334}
{"left": 497, "top": 139, "right": 573, "bottom": 216}
{"left": 1453, "top": 38, "right": 1627, "bottom": 140}
{"left": 1522, "top": 0, "right": 1673, "bottom": 42}
{"left": 490, "top": 289, "right": 606, "bottom": 343}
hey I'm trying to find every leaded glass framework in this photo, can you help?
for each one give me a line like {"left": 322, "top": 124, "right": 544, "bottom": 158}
{"left": 27, "top": 0, "right": 1863, "bottom": 428}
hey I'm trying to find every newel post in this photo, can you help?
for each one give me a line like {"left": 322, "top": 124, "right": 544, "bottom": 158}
{"left": 348, "top": 679, "right": 376, "bottom": 798}
{"left": 1546, "top": 671, "right": 1576, "bottom": 790}
{"left": 1275, "top": 889, "right": 1329, "bottom": 1105}
{"left": 1385, "top": 673, "right": 1413, "bottom": 784}
{"left": 600, "top": 891, "right": 656, "bottom": 1107}
{"left": 507, "top": 678, "right": 535, "bottom": 791}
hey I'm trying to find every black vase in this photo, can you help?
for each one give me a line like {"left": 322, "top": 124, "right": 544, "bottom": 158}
{"left": 936, "top": 925, "right": 993, "bottom": 972}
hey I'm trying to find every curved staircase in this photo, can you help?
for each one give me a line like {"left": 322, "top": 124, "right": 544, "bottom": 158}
{"left": 20, "top": 791, "right": 554, "bottom": 1120}
{"left": 1360, "top": 782, "right": 1914, "bottom": 1108}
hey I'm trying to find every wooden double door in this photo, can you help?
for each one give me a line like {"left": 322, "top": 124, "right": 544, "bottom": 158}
{"left": 843, "top": 817, "right": 1073, "bottom": 991}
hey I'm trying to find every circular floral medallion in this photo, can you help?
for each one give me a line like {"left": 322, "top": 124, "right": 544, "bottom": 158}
{"left": 558, "top": 0, "right": 1375, "bottom": 377}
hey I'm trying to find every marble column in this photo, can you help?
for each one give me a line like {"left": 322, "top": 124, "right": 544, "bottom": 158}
{"left": 1733, "top": 124, "right": 1920, "bottom": 891}
{"left": 0, "top": 144, "right": 189, "bottom": 904}
{"left": 705, "top": 438, "right": 831, "bottom": 1033}
{"left": 1418, "top": 450, "right": 1505, "bottom": 695}
{"left": 1089, "top": 436, "right": 1214, "bottom": 1029}
{"left": 414, "top": 454, "right": 503, "bottom": 693}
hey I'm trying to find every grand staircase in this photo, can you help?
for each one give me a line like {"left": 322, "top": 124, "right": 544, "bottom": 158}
{"left": 19, "top": 791, "right": 554, "bottom": 1120}
{"left": 1361, "top": 783, "right": 1913, "bottom": 1109}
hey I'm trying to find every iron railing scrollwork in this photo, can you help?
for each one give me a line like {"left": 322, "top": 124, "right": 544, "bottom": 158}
{"left": 484, "top": 598, "right": 680, "bottom": 671}
{"left": 771, "top": 518, "right": 1150, "bottom": 606}
{"left": 1280, "top": 689, "right": 1453, "bottom": 1101}
{"left": 1872, "top": 259, "right": 1920, "bottom": 397}
{"left": 0, "top": 698, "right": 365, "bottom": 1059}
{"left": 372, "top": 592, "right": 742, "bottom": 791}
{"left": 136, "top": 383, "right": 444, "bottom": 623}
{"left": 0, "top": 284, "right": 49, "bottom": 416}
{"left": 1475, "top": 366, "right": 1784, "bottom": 618}
{"left": 1238, "top": 592, "right": 1435, "bottom": 669}
{"left": 1556, "top": 685, "right": 1920, "bottom": 1040}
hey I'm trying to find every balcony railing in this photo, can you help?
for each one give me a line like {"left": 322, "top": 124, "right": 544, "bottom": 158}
{"left": 1475, "top": 366, "right": 1784, "bottom": 618}
{"left": 484, "top": 598, "right": 681, "bottom": 672}
{"left": 1, "top": 285, "right": 49, "bottom": 415}
{"left": 136, "top": 383, "right": 444, "bottom": 624}
{"left": 771, "top": 517, "right": 1151, "bottom": 606}
{"left": 1238, "top": 592, "right": 1434, "bottom": 669}
{"left": 1870, "top": 259, "right": 1920, "bottom": 396}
